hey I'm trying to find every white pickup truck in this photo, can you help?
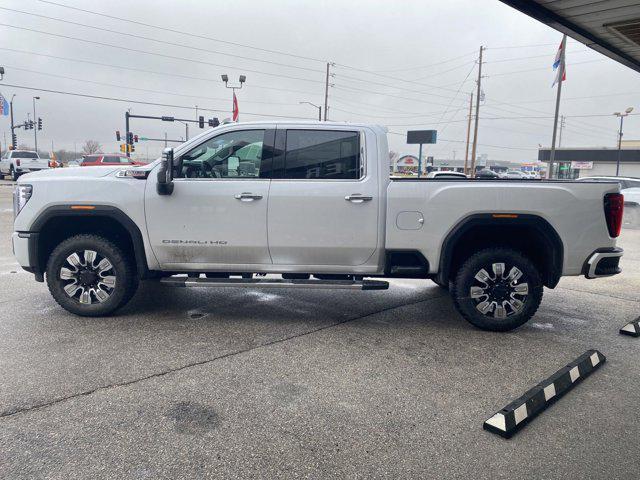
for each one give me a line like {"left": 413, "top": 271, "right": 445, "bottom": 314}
{"left": 1, "top": 149, "right": 49, "bottom": 181}
{"left": 11, "top": 121, "right": 624, "bottom": 331}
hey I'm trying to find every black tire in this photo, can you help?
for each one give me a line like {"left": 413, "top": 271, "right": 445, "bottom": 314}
{"left": 46, "top": 234, "right": 138, "bottom": 316}
{"left": 10, "top": 166, "right": 19, "bottom": 181}
{"left": 452, "top": 247, "right": 543, "bottom": 332}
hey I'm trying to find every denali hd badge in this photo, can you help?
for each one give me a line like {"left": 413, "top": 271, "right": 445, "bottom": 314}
{"left": 162, "top": 240, "right": 228, "bottom": 245}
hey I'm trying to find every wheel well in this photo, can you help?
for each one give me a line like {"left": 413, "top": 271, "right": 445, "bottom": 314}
{"left": 439, "top": 216, "right": 563, "bottom": 288}
{"left": 37, "top": 216, "right": 135, "bottom": 272}
{"left": 31, "top": 208, "right": 150, "bottom": 279}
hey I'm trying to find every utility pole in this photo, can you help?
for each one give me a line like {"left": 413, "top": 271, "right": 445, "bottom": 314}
{"left": 549, "top": 34, "right": 567, "bottom": 179}
{"left": 323, "top": 63, "right": 334, "bottom": 121}
{"left": 470, "top": 46, "right": 484, "bottom": 178}
{"left": 464, "top": 92, "right": 474, "bottom": 175}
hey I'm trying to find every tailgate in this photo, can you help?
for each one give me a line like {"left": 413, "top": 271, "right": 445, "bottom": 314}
{"left": 16, "top": 156, "right": 49, "bottom": 169}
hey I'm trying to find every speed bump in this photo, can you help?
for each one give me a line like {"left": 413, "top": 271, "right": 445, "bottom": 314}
{"left": 620, "top": 317, "right": 640, "bottom": 337}
{"left": 484, "top": 349, "right": 606, "bottom": 438}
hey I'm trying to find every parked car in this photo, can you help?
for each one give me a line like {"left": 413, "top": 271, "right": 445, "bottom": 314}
{"left": 0, "top": 150, "right": 50, "bottom": 180}
{"left": 576, "top": 176, "right": 640, "bottom": 205}
{"left": 12, "top": 122, "right": 623, "bottom": 332}
{"left": 475, "top": 169, "right": 501, "bottom": 179}
{"left": 426, "top": 171, "right": 467, "bottom": 179}
{"left": 80, "top": 154, "right": 146, "bottom": 167}
{"left": 502, "top": 170, "right": 529, "bottom": 179}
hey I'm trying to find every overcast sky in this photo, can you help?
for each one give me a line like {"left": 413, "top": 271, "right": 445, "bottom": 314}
{"left": 1, "top": 0, "right": 638, "bottom": 161}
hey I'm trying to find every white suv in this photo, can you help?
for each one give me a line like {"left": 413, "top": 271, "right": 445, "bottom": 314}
{"left": 1, "top": 150, "right": 50, "bottom": 181}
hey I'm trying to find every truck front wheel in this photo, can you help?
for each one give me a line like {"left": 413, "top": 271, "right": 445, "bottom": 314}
{"left": 452, "top": 247, "right": 543, "bottom": 331}
{"left": 46, "top": 234, "right": 138, "bottom": 316}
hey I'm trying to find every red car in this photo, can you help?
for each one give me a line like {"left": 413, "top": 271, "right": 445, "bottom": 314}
{"left": 80, "top": 154, "right": 147, "bottom": 167}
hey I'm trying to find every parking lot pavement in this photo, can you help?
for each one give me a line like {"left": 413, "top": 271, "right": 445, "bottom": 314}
{"left": 0, "top": 182, "right": 639, "bottom": 479}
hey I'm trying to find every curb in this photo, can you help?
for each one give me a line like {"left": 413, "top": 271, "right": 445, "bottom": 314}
{"left": 484, "top": 349, "right": 606, "bottom": 438}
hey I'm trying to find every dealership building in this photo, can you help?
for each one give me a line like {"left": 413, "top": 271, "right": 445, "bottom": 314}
{"left": 538, "top": 146, "right": 640, "bottom": 179}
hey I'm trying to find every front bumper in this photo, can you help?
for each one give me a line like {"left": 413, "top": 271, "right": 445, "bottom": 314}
{"left": 12, "top": 232, "right": 41, "bottom": 279}
{"left": 584, "top": 247, "right": 623, "bottom": 279}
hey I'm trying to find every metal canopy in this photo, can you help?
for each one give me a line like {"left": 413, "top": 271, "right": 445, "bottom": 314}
{"left": 499, "top": 0, "right": 640, "bottom": 73}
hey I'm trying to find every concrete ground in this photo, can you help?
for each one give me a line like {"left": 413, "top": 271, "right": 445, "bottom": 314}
{"left": 0, "top": 180, "right": 638, "bottom": 479}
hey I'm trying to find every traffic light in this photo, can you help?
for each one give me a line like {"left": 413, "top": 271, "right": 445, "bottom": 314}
{"left": 30, "top": 120, "right": 34, "bottom": 130}
{"left": 120, "top": 144, "right": 126, "bottom": 153}
{"left": 208, "top": 118, "right": 220, "bottom": 127}
{"left": 133, "top": 134, "right": 138, "bottom": 143}
{"left": 127, "top": 132, "right": 133, "bottom": 144}
{"left": 116, "top": 130, "right": 121, "bottom": 141}
{"left": 199, "top": 116, "right": 205, "bottom": 128}
{"left": 128, "top": 144, "right": 135, "bottom": 153}
{"left": 37, "top": 117, "right": 42, "bottom": 131}
{"left": 11, "top": 133, "right": 17, "bottom": 147}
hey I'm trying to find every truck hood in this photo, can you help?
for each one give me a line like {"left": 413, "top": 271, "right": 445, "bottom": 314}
{"left": 18, "top": 166, "right": 125, "bottom": 182}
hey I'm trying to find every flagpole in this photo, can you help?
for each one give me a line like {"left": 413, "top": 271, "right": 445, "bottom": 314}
{"left": 548, "top": 34, "right": 567, "bottom": 179}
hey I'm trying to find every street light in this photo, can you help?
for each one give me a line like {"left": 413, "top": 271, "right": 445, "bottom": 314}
{"left": 614, "top": 107, "right": 634, "bottom": 176}
{"left": 299, "top": 101, "right": 322, "bottom": 121}
{"left": 32, "top": 96, "right": 40, "bottom": 152}
{"left": 221, "top": 74, "right": 246, "bottom": 121}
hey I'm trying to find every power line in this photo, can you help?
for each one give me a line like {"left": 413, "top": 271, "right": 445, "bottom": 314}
{"left": 0, "top": 83, "right": 317, "bottom": 120}
{"left": 0, "top": 47, "right": 324, "bottom": 97}
{"left": 36, "top": 0, "right": 326, "bottom": 64}
{"left": 334, "top": 71, "right": 472, "bottom": 102}
{"left": 487, "top": 59, "right": 605, "bottom": 77}
{"left": 0, "top": 6, "right": 325, "bottom": 75}
{"left": 366, "top": 51, "right": 478, "bottom": 73}
{"left": 0, "top": 23, "right": 325, "bottom": 85}
{"left": 387, "top": 131, "right": 538, "bottom": 151}
{"left": 332, "top": 85, "right": 466, "bottom": 109}
{"left": 485, "top": 49, "right": 591, "bottom": 64}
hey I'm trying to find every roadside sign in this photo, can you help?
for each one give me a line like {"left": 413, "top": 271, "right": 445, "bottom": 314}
{"left": 407, "top": 130, "right": 437, "bottom": 144}
{"left": 571, "top": 161, "right": 593, "bottom": 169}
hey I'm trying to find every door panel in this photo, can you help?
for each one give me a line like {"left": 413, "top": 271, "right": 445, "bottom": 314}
{"left": 144, "top": 128, "right": 273, "bottom": 268}
{"left": 145, "top": 179, "right": 271, "bottom": 267}
{"left": 267, "top": 129, "right": 379, "bottom": 266}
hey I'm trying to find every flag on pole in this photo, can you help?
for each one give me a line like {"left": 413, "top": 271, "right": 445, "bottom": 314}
{"left": 232, "top": 91, "right": 239, "bottom": 122}
{"left": 0, "top": 94, "right": 9, "bottom": 116}
{"left": 552, "top": 38, "right": 566, "bottom": 87}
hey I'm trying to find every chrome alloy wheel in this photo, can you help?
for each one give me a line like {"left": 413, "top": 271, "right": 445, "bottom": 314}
{"left": 59, "top": 250, "right": 116, "bottom": 304}
{"left": 469, "top": 262, "right": 529, "bottom": 319}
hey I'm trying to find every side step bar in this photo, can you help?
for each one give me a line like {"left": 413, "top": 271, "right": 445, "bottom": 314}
{"left": 160, "top": 277, "right": 389, "bottom": 290}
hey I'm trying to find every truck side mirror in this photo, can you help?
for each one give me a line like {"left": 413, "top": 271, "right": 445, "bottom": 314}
{"left": 157, "top": 147, "right": 175, "bottom": 196}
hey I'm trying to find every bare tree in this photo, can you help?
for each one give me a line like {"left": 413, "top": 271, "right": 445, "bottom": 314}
{"left": 82, "top": 140, "right": 102, "bottom": 155}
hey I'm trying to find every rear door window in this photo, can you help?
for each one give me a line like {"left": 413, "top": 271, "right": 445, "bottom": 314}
{"left": 281, "top": 130, "right": 360, "bottom": 180}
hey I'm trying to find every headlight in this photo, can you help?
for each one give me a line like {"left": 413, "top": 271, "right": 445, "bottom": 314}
{"left": 13, "top": 184, "right": 32, "bottom": 218}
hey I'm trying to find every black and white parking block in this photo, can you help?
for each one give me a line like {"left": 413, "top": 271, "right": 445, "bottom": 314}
{"left": 620, "top": 317, "right": 640, "bottom": 337}
{"left": 483, "top": 349, "right": 606, "bottom": 438}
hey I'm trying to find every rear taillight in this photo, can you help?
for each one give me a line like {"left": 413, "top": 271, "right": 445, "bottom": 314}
{"left": 604, "top": 193, "right": 624, "bottom": 238}
{"left": 15, "top": 159, "right": 20, "bottom": 166}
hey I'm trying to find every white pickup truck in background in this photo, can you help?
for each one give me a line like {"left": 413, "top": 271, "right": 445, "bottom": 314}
{"left": 11, "top": 121, "right": 624, "bottom": 331}
{"left": 1, "top": 150, "right": 49, "bottom": 181}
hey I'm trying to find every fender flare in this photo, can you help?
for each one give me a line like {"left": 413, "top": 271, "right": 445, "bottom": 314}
{"left": 437, "top": 213, "right": 564, "bottom": 288}
{"left": 26, "top": 205, "right": 150, "bottom": 279}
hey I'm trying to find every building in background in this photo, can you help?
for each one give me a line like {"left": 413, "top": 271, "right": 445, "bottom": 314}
{"left": 539, "top": 146, "right": 640, "bottom": 179}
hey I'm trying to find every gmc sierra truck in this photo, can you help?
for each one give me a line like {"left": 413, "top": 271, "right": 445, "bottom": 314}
{"left": 12, "top": 122, "right": 624, "bottom": 331}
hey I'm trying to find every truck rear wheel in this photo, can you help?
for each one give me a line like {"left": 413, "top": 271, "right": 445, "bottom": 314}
{"left": 452, "top": 247, "right": 543, "bottom": 332}
{"left": 46, "top": 234, "right": 138, "bottom": 316}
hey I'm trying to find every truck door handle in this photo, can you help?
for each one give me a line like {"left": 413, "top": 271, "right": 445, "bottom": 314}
{"left": 234, "top": 192, "right": 263, "bottom": 201}
{"left": 345, "top": 194, "right": 373, "bottom": 203}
